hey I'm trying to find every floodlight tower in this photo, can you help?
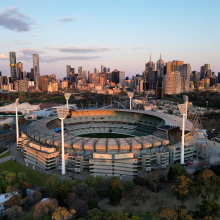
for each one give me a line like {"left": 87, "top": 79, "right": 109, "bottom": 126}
{"left": 57, "top": 107, "right": 69, "bottom": 175}
{"left": 64, "top": 93, "right": 71, "bottom": 109}
{"left": 178, "top": 96, "right": 188, "bottom": 165}
{"left": 127, "top": 92, "right": 134, "bottom": 110}
{"left": 15, "top": 98, "right": 19, "bottom": 148}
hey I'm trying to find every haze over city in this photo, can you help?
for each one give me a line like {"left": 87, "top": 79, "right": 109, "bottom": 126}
{"left": 0, "top": 0, "right": 220, "bottom": 78}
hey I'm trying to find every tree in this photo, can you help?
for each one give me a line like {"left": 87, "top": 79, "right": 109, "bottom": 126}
{"left": 128, "top": 185, "right": 149, "bottom": 205}
{"left": 33, "top": 199, "right": 58, "bottom": 220}
{"left": 5, "top": 194, "right": 21, "bottom": 208}
{"left": 122, "top": 180, "right": 134, "bottom": 192}
{"left": 80, "top": 208, "right": 139, "bottom": 220}
{"left": 195, "top": 169, "right": 220, "bottom": 200}
{"left": 154, "top": 208, "right": 177, "bottom": 220}
{"left": 108, "top": 187, "right": 122, "bottom": 205}
{"left": 193, "top": 200, "right": 220, "bottom": 219}
{"left": 46, "top": 175, "right": 60, "bottom": 197}
{"left": 154, "top": 208, "right": 192, "bottom": 220}
{"left": 210, "top": 164, "right": 220, "bottom": 177}
{"left": 171, "top": 175, "right": 193, "bottom": 207}
{"left": 56, "top": 185, "right": 69, "bottom": 206}
{"left": 52, "top": 207, "right": 76, "bottom": 220}
{"left": 146, "top": 171, "right": 162, "bottom": 192}
{"left": 34, "top": 189, "right": 42, "bottom": 203}
{"left": 5, "top": 206, "right": 23, "bottom": 220}
{"left": 108, "top": 176, "right": 122, "bottom": 205}
{"left": 88, "top": 198, "right": 98, "bottom": 209}
{"left": 168, "top": 163, "right": 188, "bottom": 180}
{"left": 110, "top": 176, "right": 122, "bottom": 190}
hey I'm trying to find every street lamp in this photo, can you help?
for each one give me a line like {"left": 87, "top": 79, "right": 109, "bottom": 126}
{"left": 64, "top": 93, "right": 71, "bottom": 109}
{"left": 15, "top": 98, "right": 19, "bottom": 149}
{"left": 178, "top": 96, "right": 188, "bottom": 165}
{"left": 57, "top": 107, "right": 69, "bottom": 175}
{"left": 127, "top": 92, "right": 134, "bottom": 110}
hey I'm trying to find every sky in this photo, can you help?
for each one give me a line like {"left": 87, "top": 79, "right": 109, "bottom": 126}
{"left": 0, "top": 0, "right": 220, "bottom": 79}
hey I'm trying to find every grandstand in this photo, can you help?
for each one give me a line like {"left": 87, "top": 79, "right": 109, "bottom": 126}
{"left": 19, "top": 109, "right": 202, "bottom": 177}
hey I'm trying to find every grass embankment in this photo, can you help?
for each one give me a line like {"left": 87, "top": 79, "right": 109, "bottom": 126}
{"left": 0, "top": 160, "right": 50, "bottom": 186}
{"left": 0, "top": 150, "right": 10, "bottom": 159}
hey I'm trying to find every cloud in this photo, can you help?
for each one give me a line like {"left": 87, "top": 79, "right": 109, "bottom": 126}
{"left": 133, "top": 46, "right": 144, "bottom": 50}
{"left": 59, "top": 17, "right": 75, "bottom": 22}
{"left": 0, "top": 53, "right": 8, "bottom": 59}
{"left": 13, "top": 40, "right": 30, "bottom": 45}
{"left": 45, "top": 46, "right": 116, "bottom": 53}
{"left": 40, "top": 55, "right": 101, "bottom": 63}
{"left": 18, "top": 48, "right": 44, "bottom": 60}
{"left": 31, "top": 34, "right": 38, "bottom": 37}
{"left": 0, "top": 7, "right": 34, "bottom": 32}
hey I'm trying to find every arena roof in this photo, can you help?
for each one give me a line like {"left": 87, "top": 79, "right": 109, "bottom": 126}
{"left": 0, "top": 102, "right": 40, "bottom": 115}
{"left": 24, "top": 109, "right": 193, "bottom": 152}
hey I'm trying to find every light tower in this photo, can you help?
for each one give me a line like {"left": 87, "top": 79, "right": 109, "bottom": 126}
{"left": 64, "top": 93, "right": 71, "bottom": 108}
{"left": 57, "top": 107, "right": 69, "bottom": 175}
{"left": 178, "top": 96, "right": 188, "bottom": 164}
{"left": 127, "top": 92, "right": 134, "bottom": 110}
{"left": 15, "top": 98, "right": 19, "bottom": 148}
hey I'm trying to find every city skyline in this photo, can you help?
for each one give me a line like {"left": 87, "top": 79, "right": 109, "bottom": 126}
{"left": 0, "top": 0, "right": 220, "bottom": 78}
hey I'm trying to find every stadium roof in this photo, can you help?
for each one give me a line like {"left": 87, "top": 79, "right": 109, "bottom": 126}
{"left": 0, "top": 102, "right": 40, "bottom": 115}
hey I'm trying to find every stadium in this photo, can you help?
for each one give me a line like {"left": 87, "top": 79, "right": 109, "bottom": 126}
{"left": 19, "top": 109, "right": 206, "bottom": 177}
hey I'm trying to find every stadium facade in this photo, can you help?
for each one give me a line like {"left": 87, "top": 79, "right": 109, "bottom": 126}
{"left": 19, "top": 109, "right": 207, "bottom": 177}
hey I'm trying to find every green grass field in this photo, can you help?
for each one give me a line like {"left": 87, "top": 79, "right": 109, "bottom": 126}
{"left": 0, "top": 160, "right": 50, "bottom": 186}
{"left": 0, "top": 150, "right": 10, "bottom": 159}
{"left": 79, "top": 133, "right": 132, "bottom": 138}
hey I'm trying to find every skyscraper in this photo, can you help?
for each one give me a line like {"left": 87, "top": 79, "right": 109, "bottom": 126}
{"left": 78, "top": 66, "right": 82, "bottom": 74}
{"left": 33, "top": 54, "right": 40, "bottom": 89}
{"left": 156, "top": 54, "right": 164, "bottom": 87}
{"left": 101, "top": 65, "right": 104, "bottom": 73}
{"left": 9, "top": 52, "right": 17, "bottom": 82}
{"left": 17, "top": 62, "right": 23, "bottom": 80}
{"left": 66, "top": 65, "right": 71, "bottom": 79}
{"left": 181, "top": 64, "right": 191, "bottom": 92}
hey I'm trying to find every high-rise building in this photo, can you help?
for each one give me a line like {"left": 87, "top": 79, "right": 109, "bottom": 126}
{"left": 33, "top": 54, "right": 40, "bottom": 89}
{"left": 101, "top": 65, "right": 104, "bottom": 73}
{"left": 166, "top": 60, "right": 184, "bottom": 72}
{"left": 156, "top": 54, "right": 164, "bottom": 87}
{"left": 164, "top": 72, "right": 176, "bottom": 95}
{"left": 112, "top": 69, "right": 125, "bottom": 85}
{"left": 148, "top": 67, "right": 157, "bottom": 90}
{"left": 78, "top": 66, "right": 82, "bottom": 74}
{"left": 145, "top": 55, "right": 155, "bottom": 71}
{"left": 181, "top": 64, "right": 191, "bottom": 92}
{"left": 94, "top": 68, "right": 99, "bottom": 74}
{"left": 9, "top": 52, "right": 17, "bottom": 82}
{"left": 200, "top": 64, "right": 210, "bottom": 79}
{"left": 17, "top": 62, "right": 23, "bottom": 80}
{"left": 66, "top": 65, "right": 71, "bottom": 78}
{"left": 39, "top": 76, "right": 49, "bottom": 91}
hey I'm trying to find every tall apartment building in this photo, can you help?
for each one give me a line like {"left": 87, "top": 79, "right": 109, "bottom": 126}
{"left": 66, "top": 65, "right": 71, "bottom": 78}
{"left": 156, "top": 54, "right": 164, "bottom": 87}
{"left": 201, "top": 64, "right": 211, "bottom": 79}
{"left": 166, "top": 60, "right": 184, "bottom": 72}
{"left": 78, "top": 66, "right": 82, "bottom": 74}
{"left": 39, "top": 76, "right": 49, "bottom": 91}
{"left": 112, "top": 70, "right": 125, "bottom": 85}
{"left": 17, "top": 62, "right": 23, "bottom": 80}
{"left": 33, "top": 54, "right": 40, "bottom": 89}
{"left": 164, "top": 72, "right": 176, "bottom": 95}
{"left": 181, "top": 64, "right": 191, "bottom": 92}
{"left": 9, "top": 52, "right": 17, "bottom": 83}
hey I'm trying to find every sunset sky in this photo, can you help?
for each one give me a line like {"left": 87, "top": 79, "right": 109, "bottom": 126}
{"left": 0, "top": 0, "right": 219, "bottom": 78}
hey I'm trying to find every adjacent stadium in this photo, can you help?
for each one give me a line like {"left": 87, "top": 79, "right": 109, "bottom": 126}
{"left": 19, "top": 109, "right": 207, "bottom": 177}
